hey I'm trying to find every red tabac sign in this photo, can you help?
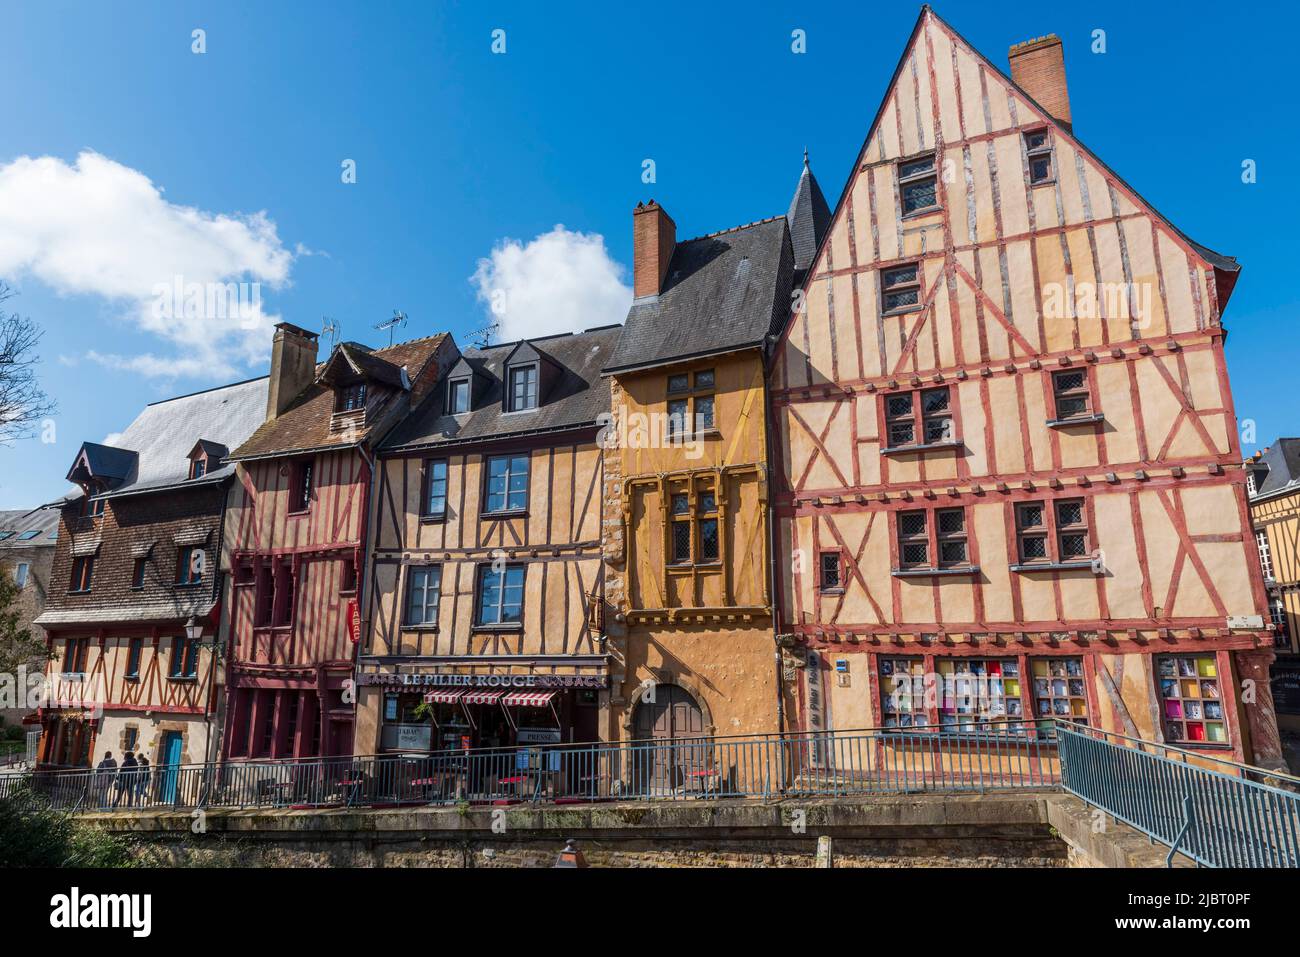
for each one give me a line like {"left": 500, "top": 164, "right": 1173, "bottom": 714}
{"left": 347, "top": 599, "right": 361, "bottom": 643}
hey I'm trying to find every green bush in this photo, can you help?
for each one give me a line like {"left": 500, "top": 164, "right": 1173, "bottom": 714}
{"left": 0, "top": 782, "right": 138, "bottom": 868}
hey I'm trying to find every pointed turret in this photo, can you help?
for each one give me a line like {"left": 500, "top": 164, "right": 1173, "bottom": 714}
{"left": 785, "top": 148, "right": 832, "bottom": 282}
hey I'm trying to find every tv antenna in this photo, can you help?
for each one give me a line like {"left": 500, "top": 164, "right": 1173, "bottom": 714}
{"left": 374, "top": 310, "right": 407, "bottom": 347}
{"left": 469, "top": 320, "right": 499, "bottom": 349}
{"left": 320, "top": 316, "right": 340, "bottom": 348}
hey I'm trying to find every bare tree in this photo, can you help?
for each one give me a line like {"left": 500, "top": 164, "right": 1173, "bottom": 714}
{"left": 0, "top": 282, "right": 56, "bottom": 445}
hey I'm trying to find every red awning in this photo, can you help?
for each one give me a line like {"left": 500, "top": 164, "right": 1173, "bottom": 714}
{"left": 500, "top": 691, "right": 557, "bottom": 708}
{"left": 423, "top": 689, "right": 466, "bottom": 704}
{"left": 461, "top": 690, "right": 505, "bottom": 706}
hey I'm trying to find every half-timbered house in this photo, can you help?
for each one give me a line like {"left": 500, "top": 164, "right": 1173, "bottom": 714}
{"left": 771, "top": 9, "right": 1285, "bottom": 768}
{"left": 600, "top": 194, "right": 804, "bottom": 753}
{"left": 218, "top": 323, "right": 454, "bottom": 761}
{"left": 1245, "top": 439, "right": 1300, "bottom": 730}
{"left": 356, "top": 326, "right": 619, "bottom": 754}
{"left": 33, "top": 377, "right": 267, "bottom": 776}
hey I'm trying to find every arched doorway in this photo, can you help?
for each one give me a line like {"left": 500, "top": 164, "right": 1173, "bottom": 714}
{"left": 630, "top": 683, "right": 706, "bottom": 795}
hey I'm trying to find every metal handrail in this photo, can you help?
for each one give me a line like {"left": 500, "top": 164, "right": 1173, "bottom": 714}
{"left": 1056, "top": 723, "right": 1300, "bottom": 868}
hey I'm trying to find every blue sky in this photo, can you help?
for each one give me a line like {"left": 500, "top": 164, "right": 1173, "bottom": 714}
{"left": 0, "top": 0, "right": 1295, "bottom": 507}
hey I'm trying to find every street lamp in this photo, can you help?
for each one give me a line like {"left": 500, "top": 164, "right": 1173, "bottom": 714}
{"left": 184, "top": 616, "right": 203, "bottom": 641}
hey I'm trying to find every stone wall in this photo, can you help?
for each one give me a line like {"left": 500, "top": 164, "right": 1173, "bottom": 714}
{"left": 88, "top": 792, "right": 1070, "bottom": 868}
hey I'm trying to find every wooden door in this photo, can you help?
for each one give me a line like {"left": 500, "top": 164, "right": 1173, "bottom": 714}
{"left": 631, "top": 685, "right": 705, "bottom": 794}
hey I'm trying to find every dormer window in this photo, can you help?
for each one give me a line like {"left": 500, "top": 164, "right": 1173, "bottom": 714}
{"left": 337, "top": 382, "right": 367, "bottom": 412}
{"left": 447, "top": 378, "right": 470, "bottom": 415}
{"left": 508, "top": 364, "right": 538, "bottom": 412}
{"left": 190, "top": 457, "right": 207, "bottom": 479}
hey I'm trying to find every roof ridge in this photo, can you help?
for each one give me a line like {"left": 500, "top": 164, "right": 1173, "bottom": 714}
{"left": 679, "top": 214, "right": 784, "bottom": 245}
{"left": 144, "top": 374, "right": 269, "bottom": 407}
{"left": 375, "top": 332, "right": 448, "bottom": 354}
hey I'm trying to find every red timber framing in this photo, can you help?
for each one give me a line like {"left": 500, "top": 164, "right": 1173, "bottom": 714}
{"left": 769, "top": 9, "right": 1283, "bottom": 767}
{"left": 220, "top": 449, "right": 370, "bottom": 761}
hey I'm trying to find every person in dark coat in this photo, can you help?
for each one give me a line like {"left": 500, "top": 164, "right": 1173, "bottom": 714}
{"left": 135, "top": 753, "right": 151, "bottom": 805}
{"left": 94, "top": 751, "right": 117, "bottom": 808}
{"left": 114, "top": 751, "right": 138, "bottom": 807}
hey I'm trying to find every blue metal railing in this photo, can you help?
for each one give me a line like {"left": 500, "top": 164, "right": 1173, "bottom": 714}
{"left": 0, "top": 721, "right": 1058, "bottom": 812}
{"left": 1056, "top": 724, "right": 1300, "bottom": 868}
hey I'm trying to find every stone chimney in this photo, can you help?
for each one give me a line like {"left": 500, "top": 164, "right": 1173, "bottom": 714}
{"left": 1008, "top": 34, "right": 1072, "bottom": 130}
{"left": 632, "top": 200, "right": 676, "bottom": 299}
{"left": 266, "top": 322, "right": 319, "bottom": 420}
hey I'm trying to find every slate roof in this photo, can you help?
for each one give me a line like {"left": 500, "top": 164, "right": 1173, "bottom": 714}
{"left": 86, "top": 376, "right": 269, "bottom": 501}
{"left": 1247, "top": 439, "right": 1300, "bottom": 501}
{"left": 383, "top": 325, "right": 621, "bottom": 452}
{"left": 35, "top": 594, "right": 215, "bottom": 626}
{"left": 787, "top": 152, "right": 832, "bottom": 277}
{"left": 0, "top": 508, "right": 59, "bottom": 548}
{"left": 604, "top": 216, "right": 794, "bottom": 375}
{"left": 233, "top": 334, "right": 448, "bottom": 461}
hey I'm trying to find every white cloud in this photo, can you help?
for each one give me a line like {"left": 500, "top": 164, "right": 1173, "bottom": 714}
{"left": 470, "top": 225, "right": 631, "bottom": 342}
{"left": 0, "top": 150, "right": 295, "bottom": 379}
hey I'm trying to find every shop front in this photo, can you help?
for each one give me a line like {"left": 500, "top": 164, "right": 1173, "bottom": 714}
{"left": 360, "top": 669, "right": 606, "bottom": 756}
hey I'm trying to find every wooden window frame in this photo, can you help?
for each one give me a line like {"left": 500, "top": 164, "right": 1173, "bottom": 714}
{"left": 190, "top": 456, "right": 208, "bottom": 480}
{"left": 483, "top": 452, "right": 530, "bottom": 515}
{"left": 69, "top": 556, "right": 94, "bottom": 593}
{"left": 288, "top": 459, "right": 313, "bottom": 515}
{"left": 669, "top": 490, "right": 692, "bottom": 565}
{"left": 1023, "top": 128, "right": 1055, "bottom": 186}
{"left": 339, "top": 556, "right": 358, "bottom": 595}
{"left": 130, "top": 557, "right": 147, "bottom": 591}
{"left": 176, "top": 546, "right": 204, "bottom": 587}
{"left": 881, "top": 385, "right": 955, "bottom": 451}
{"left": 1013, "top": 498, "right": 1093, "bottom": 569}
{"left": 1156, "top": 654, "right": 1229, "bottom": 747}
{"left": 125, "top": 637, "right": 144, "bottom": 681}
{"left": 253, "top": 563, "right": 275, "bottom": 627}
{"left": 421, "top": 458, "right": 449, "bottom": 519}
{"left": 506, "top": 363, "right": 539, "bottom": 412}
{"left": 335, "top": 381, "right": 367, "bottom": 413}
{"left": 404, "top": 564, "right": 443, "bottom": 628}
{"left": 270, "top": 563, "right": 295, "bottom": 628}
{"left": 168, "top": 636, "right": 199, "bottom": 680}
{"left": 1256, "top": 530, "right": 1274, "bottom": 581}
{"left": 894, "top": 507, "right": 976, "bottom": 575}
{"left": 446, "top": 377, "right": 471, "bottom": 415}
{"left": 63, "top": 636, "right": 90, "bottom": 676}
{"left": 936, "top": 657, "right": 1026, "bottom": 731}
{"left": 878, "top": 657, "right": 931, "bottom": 729}
{"left": 880, "top": 262, "right": 923, "bottom": 316}
{"left": 1048, "top": 368, "right": 1100, "bottom": 424}
{"left": 897, "top": 152, "right": 939, "bottom": 217}
{"left": 666, "top": 369, "right": 716, "bottom": 438}
{"left": 1029, "top": 657, "right": 1090, "bottom": 727}
{"left": 696, "top": 484, "right": 719, "bottom": 564}
{"left": 818, "top": 550, "right": 843, "bottom": 593}
{"left": 474, "top": 563, "right": 525, "bottom": 629}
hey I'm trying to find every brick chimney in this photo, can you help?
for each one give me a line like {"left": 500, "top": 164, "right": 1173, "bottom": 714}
{"left": 1008, "top": 34, "right": 1072, "bottom": 130}
{"left": 632, "top": 200, "right": 676, "bottom": 299}
{"left": 266, "top": 322, "right": 319, "bottom": 420}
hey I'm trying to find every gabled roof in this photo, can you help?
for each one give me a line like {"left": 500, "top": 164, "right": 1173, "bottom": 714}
{"left": 319, "top": 342, "right": 410, "bottom": 390}
{"left": 233, "top": 334, "right": 448, "bottom": 461}
{"left": 0, "top": 508, "right": 59, "bottom": 548}
{"left": 66, "top": 442, "right": 138, "bottom": 487}
{"left": 787, "top": 151, "right": 832, "bottom": 277}
{"left": 796, "top": 6, "right": 1240, "bottom": 315}
{"left": 604, "top": 216, "right": 794, "bottom": 375}
{"left": 383, "top": 325, "right": 620, "bottom": 452}
{"left": 1247, "top": 439, "right": 1300, "bottom": 502}
{"left": 189, "top": 439, "right": 229, "bottom": 461}
{"left": 73, "top": 376, "right": 269, "bottom": 501}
